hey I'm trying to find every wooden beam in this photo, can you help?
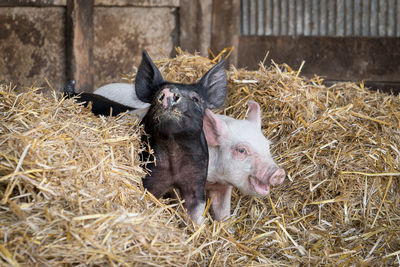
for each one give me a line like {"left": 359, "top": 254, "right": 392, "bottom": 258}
{"left": 0, "top": 0, "right": 179, "bottom": 7}
{"left": 0, "top": 0, "right": 66, "bottom": 6}
{"left": 237, "top": 36, "right": 400, "bottom": 82}
{"left": 95, "top": 0, "right": 179, "bottom": 7}
{"left": 211, "top": 0, "right": 239, "bottom": 65}
{"left": 179, "top": 0, "right": 212, "bottom": 56}
{"left": 66, "top": 0, "right": 94, "bottom": 93}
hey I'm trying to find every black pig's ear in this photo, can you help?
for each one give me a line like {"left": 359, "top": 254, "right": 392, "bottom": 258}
{"left": 197, "top": 60, "right": 227, "bottom": 109}
{"left": 135, "top": 51, "right": 165, "bottom": 103}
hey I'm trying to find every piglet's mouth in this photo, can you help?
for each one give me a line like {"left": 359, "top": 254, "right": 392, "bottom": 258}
{"left": 249, "top": 176, "right": 270, "bottom": 196}
{"left": 155, "top": 106, "right": 183, "bottom": 119}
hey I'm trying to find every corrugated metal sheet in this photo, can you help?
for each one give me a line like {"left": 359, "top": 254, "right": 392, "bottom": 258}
{"left": 240, "top": 0, "right": 400, "bottom": 37}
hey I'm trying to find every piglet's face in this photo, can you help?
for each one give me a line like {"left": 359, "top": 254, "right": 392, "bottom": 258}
{"left": 204, "top": 101, "right": 285, "bottom": 197}
{"left": 135, "top": 51, "right": 227, "bottom": 135}
{"left": 147, "top": 85, "right": 206, "bottom": 134}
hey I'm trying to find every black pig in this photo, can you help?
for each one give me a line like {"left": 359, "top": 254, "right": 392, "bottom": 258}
{"left": 65, "top": 51, "right": 227, "bottom": 223}
{"left": 137, "top": 52, "right": 226, "bottom": 223}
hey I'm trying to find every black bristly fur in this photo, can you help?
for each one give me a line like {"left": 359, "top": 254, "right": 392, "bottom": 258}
{"left": 141, "top": 83, "right": 210, "bottom": 221}
{"left": 137, "top": 51, "right": 226, "bottom": 222}
{"left": 64, "top": 51, "right": 227, "bottom": 222}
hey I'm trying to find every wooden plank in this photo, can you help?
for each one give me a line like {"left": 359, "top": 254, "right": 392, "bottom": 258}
{"left": 0, "top": 0, "right": 66, "bottom": 6}
{"left": 95, "top": 0, "right": 179, "bottom": 7}
{"left": 210, "top": 0, "right": 240, "bottom": 64}
{"left": 179, "top": 0, "right": 212, "bottom": 56}
{"left": 237, "top": 36, "right": 400, "bottom": 86}
{"left": 0, "top": 0, "right": 179, "bottom": 7}
{"left": 66, "top": 0, "right": 94, "bottom": 93}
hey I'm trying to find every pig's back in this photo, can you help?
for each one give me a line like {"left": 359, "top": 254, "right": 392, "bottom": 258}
{"left": 94, "top": 83, "right": 150, "bottom": 109}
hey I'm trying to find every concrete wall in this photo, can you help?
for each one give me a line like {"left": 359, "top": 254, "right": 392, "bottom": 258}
{"left": 94, "top": 6, "right": 178, "bottom": 88}
{"left": 0, "top": 7, "right": 66, "bottom": 90}
{"left": 0, "top": 4, "right": 178, "bottom": 91}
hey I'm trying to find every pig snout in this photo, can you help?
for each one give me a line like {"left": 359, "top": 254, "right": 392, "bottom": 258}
{"left": 268, "top": 168, "right": 285, "bottom": 186}
{"left": 248, "top": 167, "right": 285, "bottom": 196}
{"left": 256, "top": 166, "right": 285, "bottom": 186}
{"left": 158, "top": 88, "right": 181, "bottom": 109}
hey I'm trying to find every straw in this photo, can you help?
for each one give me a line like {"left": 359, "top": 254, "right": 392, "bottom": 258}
{"left": 1, "top": 49, "right": 399, "bottom": 266}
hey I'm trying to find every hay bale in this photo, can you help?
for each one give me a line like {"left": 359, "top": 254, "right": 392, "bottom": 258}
{"left": 1, "top": 50, "right": 400, "bottom": 266}
{"left": 0, "top": 84, "right": 191, "bottom": 266}
{"left": 224, "top": 62, "right": 400, "bottom": 265}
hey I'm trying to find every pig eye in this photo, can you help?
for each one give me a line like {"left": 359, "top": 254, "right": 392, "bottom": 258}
{"left": 236, "top": 147, "right": 247, "bottom": 154}
{"left": 191, "top": 96, "right": 199, "bottom": 103}
{"left": 233, "top": 145, "right": 249, "bottom": 160}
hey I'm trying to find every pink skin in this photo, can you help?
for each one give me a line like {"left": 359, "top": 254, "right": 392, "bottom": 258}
{"left": 160, "top": 88, "right": 173, "bottom": 109}
{"left": 205, "top": 182, "right": 232, "bottom": 221}
{"left": 203, "top": 100, "right": 285, "bottom": 221}
{"left": 159, "top": 88, "right": 181, "bottom": 109}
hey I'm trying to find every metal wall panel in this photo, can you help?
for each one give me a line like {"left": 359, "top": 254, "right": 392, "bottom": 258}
{"left": 240, "top": 0, "right": 400, "bottom": 37}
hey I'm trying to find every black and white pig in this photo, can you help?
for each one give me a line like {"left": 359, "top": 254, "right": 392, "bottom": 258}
{"left": 65, "top": 51, "right": 227, "bottom": 223}
{"left": 63, "top": 81, "right": 150, "bottom": 117}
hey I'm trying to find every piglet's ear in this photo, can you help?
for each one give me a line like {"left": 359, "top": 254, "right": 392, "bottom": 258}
{"left": 135, "top": 51, "right": 165, "bottom": 103}
{"left": 197, "top": 60, "right": 227, "bottom": 109}
{"left": 203, "top": 109, "right": 227, "bottom": 147}
{"left": 246, "top": 100, "right": 262, "bottom": 129}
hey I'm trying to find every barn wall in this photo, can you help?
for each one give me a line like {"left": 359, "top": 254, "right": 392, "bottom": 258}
{"left": 94, "top": 6, "right": 178, "bottom": 88}
{"left": 0, "top": 7, "right": 66, "bottom": 90}
{"left": 0, "top": 3, "right": 179, "bottom": 91}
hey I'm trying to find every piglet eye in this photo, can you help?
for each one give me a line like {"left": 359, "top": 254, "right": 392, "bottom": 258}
{"left": 233, "top": 145, "right": 249, "bottom": 160}
{"left": 237, "top": 147, "right": 247, "bottom": 154}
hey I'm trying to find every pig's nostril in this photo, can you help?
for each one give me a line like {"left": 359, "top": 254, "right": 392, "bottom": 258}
{"left": 173, "top": 93, "right": 180, "bottom": 102}
{"left": 270, "top": 169, "right": 285, "bottom": 185}
{"left": 158, "top": 94, "right": 165, "bottom": 102}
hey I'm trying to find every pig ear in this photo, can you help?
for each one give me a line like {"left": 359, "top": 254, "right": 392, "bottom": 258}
{"left": 246, "top": 100, "right": 262, "bottom": 128}
{"left": 135, "top": 51, "right": 165, "bottom": 103}
{"left": 197, "top": 60, "right": 227, "bottom": 109}
{"left": 203, "top": 109, "right": 227, "bottom": 146}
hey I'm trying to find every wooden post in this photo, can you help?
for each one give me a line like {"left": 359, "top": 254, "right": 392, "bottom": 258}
{"left": 211, "top": 0, "right": 240, "bottom": 65}
{"left": 66, "top": 0, "right": 94, "bottom": 93}
{"left": 179, "top": 0, "right": 212, "bottom": 56}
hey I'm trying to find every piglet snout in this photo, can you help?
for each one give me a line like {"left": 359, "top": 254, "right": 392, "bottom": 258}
{"left": 269, "top": 168, "right": 285, "bottom": 186}
{"left": 158, "top": 88, "right": 181, "bottom": 109}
